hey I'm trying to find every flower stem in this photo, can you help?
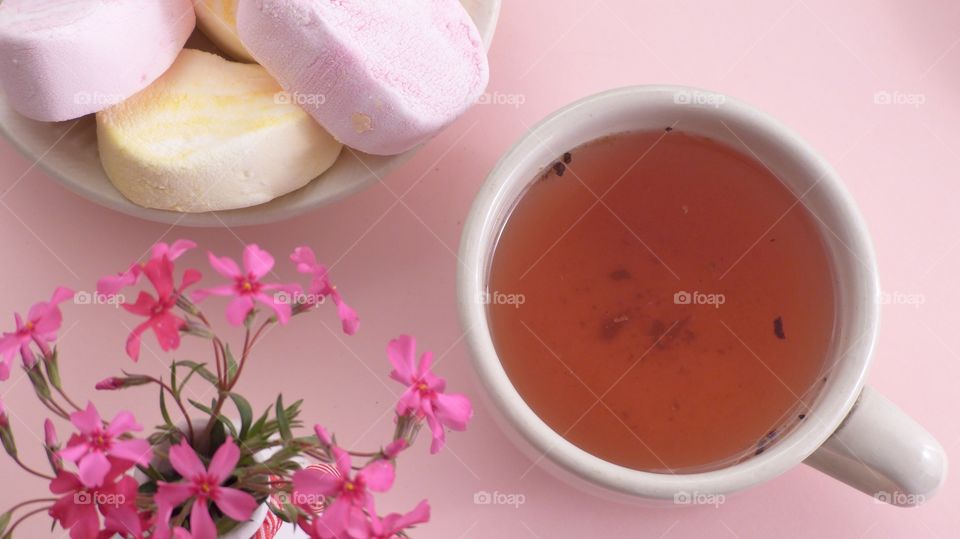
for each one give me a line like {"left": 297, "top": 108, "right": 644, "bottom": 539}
{"left": 52, "top": 385, "right": 83, "bottom": 412}
{"left": 347, "top": 450, "right": 381, "bottom": 458}
{"left": 10, "top": 454, "right": 54, "bottom": 480}
{"left": 203, "top": 318, "right": 274, "bottom": 443}
{"left": 227, "top": 319, "right": 272, "bottom": 393}
{"left": 3, "top": 497, "right": 57, "bottom": 515}
{"left": 213, "top": 339, "right": 224, "bottom": 386}
{"left": 4, "top": 506, "right": 51, "bottom": 536}
{"left": 149, "top": 377, "right": 194, "bottom": 443}
{"left": 37, "top": 396, "right": 70, "bottom": 420}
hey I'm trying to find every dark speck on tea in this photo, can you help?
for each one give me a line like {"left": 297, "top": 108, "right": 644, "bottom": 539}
{"left": 774, "top": 316, "right": 786, "bottom": 339}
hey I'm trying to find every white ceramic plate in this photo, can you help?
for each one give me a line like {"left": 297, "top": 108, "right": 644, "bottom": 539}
{"left": 0, "top": 0, "right": 501, "bottom": 227}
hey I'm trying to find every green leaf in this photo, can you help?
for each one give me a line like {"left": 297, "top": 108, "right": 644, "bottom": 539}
{"left": 188, "top": 399, "right": 214, "bottom": 415}
{"left": 25, "top": 364, "right": 51, "bottom": 400}
{"left": 275, "top": 395, "right": 292, "bottom": 441}
{"left": 210, "top": 416, "right": 227, "bottom": 453}
{"left": 225, "top": 346, "right": 238, "bottom": 385}
{"left": 175, "top": 362, "right": 211, "bottom": 399}
{"left": 159, "top": 387, "right": 173, "bottom": 428}
{"left": 281, "top": 501, "right": 299, "bottom": 524}
{"left": 43, "top": 349, "right": 61, "bottom": 389}
{"left": 173, "top": 361, "right": 218, "bottom": 387}
{"left": 0, "top": 510, "right": 11, "bottom": 536}
{"left": 248, "top": 408, "right": 270, "bottom": 439}
{"left": 229, "top": 393, "right": 253, "bottom": 440}
{"left": 267, "top": 502, "right": 292, "bottom": 523}
{"left": 217, "top": 414, "right": 238, "bottom": 440}
{"left": 189, "top": 400, "right": 239, "bottom": 440}
{"left": 0, "top": 428, "right": 16, "bottom": 458}
{"left": 136, "top": 463, "right": 165, "bottom": 483}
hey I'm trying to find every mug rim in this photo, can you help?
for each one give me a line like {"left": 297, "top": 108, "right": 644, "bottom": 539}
{"left": 457, "top": 85, "right": 881, "bottom": 498}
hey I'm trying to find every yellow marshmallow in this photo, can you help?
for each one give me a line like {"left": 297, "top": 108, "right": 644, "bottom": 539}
{"left": 97, "top": 49, "right": 342, "bottom": 212}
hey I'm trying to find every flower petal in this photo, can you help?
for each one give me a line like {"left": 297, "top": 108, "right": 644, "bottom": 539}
{"left": 207, "top": 252, "right": 241, "bottom": 280}
{"left": 253, "top": 292, "right": 291, "bottom": 324}
{"left": 395, "top": 387, "right": 421, "bottom": 417}
{"left": 382, "top": 499, "right": 431, "bottom": 535}
{"left": 387, "top": 335, "right": 417, "bottom": 384}
{"left": 312, "top": 497, "right": 350, "bottom": 538}
{"left": 290, "top": 246, "right": 320, "bottom": 274}
{"left": 168, "top": 439, "right": 205, "bottom": 479}
{"left": 293, "top": 467, "right": 341, "bottom": 498}
{"left": 181, "top": 268, "right": 203, "bottom": 290}
{"left": 190, "top": 284, "right": 236, "bottom": 303}
{"left": 207, "top": 438, "right": 239, "bottom": 483}
{"left": 30, "top": 302, "right": 65, "bottom": 335}
{"left": 214, "top": 487, "right": 257, "bottom": 521}
{"left": 331, "top": 291, "right": 359, "bottom": 336}
{"left": 433, "top": 392, "right": 473, "bottom": 432}
{"left": 103, "top": 505, "right": 144, "bottom": 537}
{"left": 106, "top": 411, "right": 142, "bottom": 436}
{"left": 314, "top": 424, "right": 333, "bottom": 446}
{"left": 151, "top": 311, "right": 185, "bottom": 352}
{"left": 225, "top": 295, "right": 256, "bottom": 326}
{"left": 158, "top": 240, "right": 197, "bottom": 261}
{"left": 243, "top": 244, "right": 275, "bottom": 280}
{"left": 49, "top": 286, "right": 75, "bottom": 306}
{"left": 124, "top": 320, "right": 150, "bottom": 362}
{"left": 122, "top": 291, "right": 158, "bottom": 317}
{"left": 358, "top": 459, "right": 394, "bottom": 493}
{"left": 69, "top": 402, "right": 101, "bottom": 434}
{"left": 109, "top": 439, "right": 152, "bottom": 466}
{"left": 143, "top": 257, "right": 176, "bottom": 299}
{"left": 190, "top": 498, "right": 217, "bottom": 539}
{"left": 49, "top": 470, "right": 83, "bottom": 494}
{"left": 155, "top": 481, "right": 194, "bottom": 511}
{"left": 425, "top": 412, "right": 446, "bottom": 455}
{"left": 420, "top": 369, "right": 447, "bottom": 393}
{"left": 383, "top": 439, "right": 408, "bottom": 459}
{"left": 98, "top": 267, "right": 140, "bottom": 296}
{"left": 57, "top": 441, "right": 89, "bottom": 463}
{"left": 68, "top": 506, "right": 100, "bottom": 539}
{"left": 77, "top": 451, "right": 111, "bottom": 487}
{"left": 416, "top": 350, "right": 434, "bottom": 379}
{"left": 332, "top": 446, "right": 352, "bottom": 480}
{"left": 345, "top": 502, "right": 370, "bottom": 538}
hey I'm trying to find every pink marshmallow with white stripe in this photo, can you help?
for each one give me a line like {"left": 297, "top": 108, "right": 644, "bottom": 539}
{"left": 237, "top": 0, "right": 489, "bottom": 156}
{"left": 0, "top": 0, "right": 195, "bottom": 122}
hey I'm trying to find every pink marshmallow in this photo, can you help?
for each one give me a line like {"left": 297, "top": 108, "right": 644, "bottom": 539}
{"left": 0, "top": 0, "right": 195, "bottom": 122}
{"left": 237, "top": 0, "right": 489, "bottom": 156}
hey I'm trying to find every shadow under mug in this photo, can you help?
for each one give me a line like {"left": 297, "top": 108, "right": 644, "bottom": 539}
{"left": 457, "top": 85, "right": 947, "bottom": 506}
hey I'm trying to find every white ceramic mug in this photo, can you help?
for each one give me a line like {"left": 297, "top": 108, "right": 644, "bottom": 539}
{"left": 457, "top": 85, "right": 947, "bottom": 506}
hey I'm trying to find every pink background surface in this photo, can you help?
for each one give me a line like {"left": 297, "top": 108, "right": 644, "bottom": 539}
{"left": 1, "top": 0, "right": 959, "bottom": 537}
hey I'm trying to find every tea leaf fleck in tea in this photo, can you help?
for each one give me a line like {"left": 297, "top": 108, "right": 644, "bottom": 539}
{"left": 774, "top": 316, "right": 786, "bottom": 339}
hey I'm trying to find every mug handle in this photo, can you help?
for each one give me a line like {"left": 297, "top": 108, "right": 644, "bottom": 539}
{"left": 804, "top": 386, "right": 947, "bottom": 507}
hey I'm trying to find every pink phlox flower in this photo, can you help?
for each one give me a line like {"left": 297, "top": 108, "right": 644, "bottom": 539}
{"left": 192, "top": 244, "right": 300, "bottom": 325}
{"left": 0, "top": 286, "right": 74, "bottom": 375}
{"left": 387, "top": 335, "right": 473, "bottom": 454}
{"left": 58, "top": 402, "right": 152, "bottom": 488}
{"left": 291, "top": 247, "right": 359, "bottom": 335}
